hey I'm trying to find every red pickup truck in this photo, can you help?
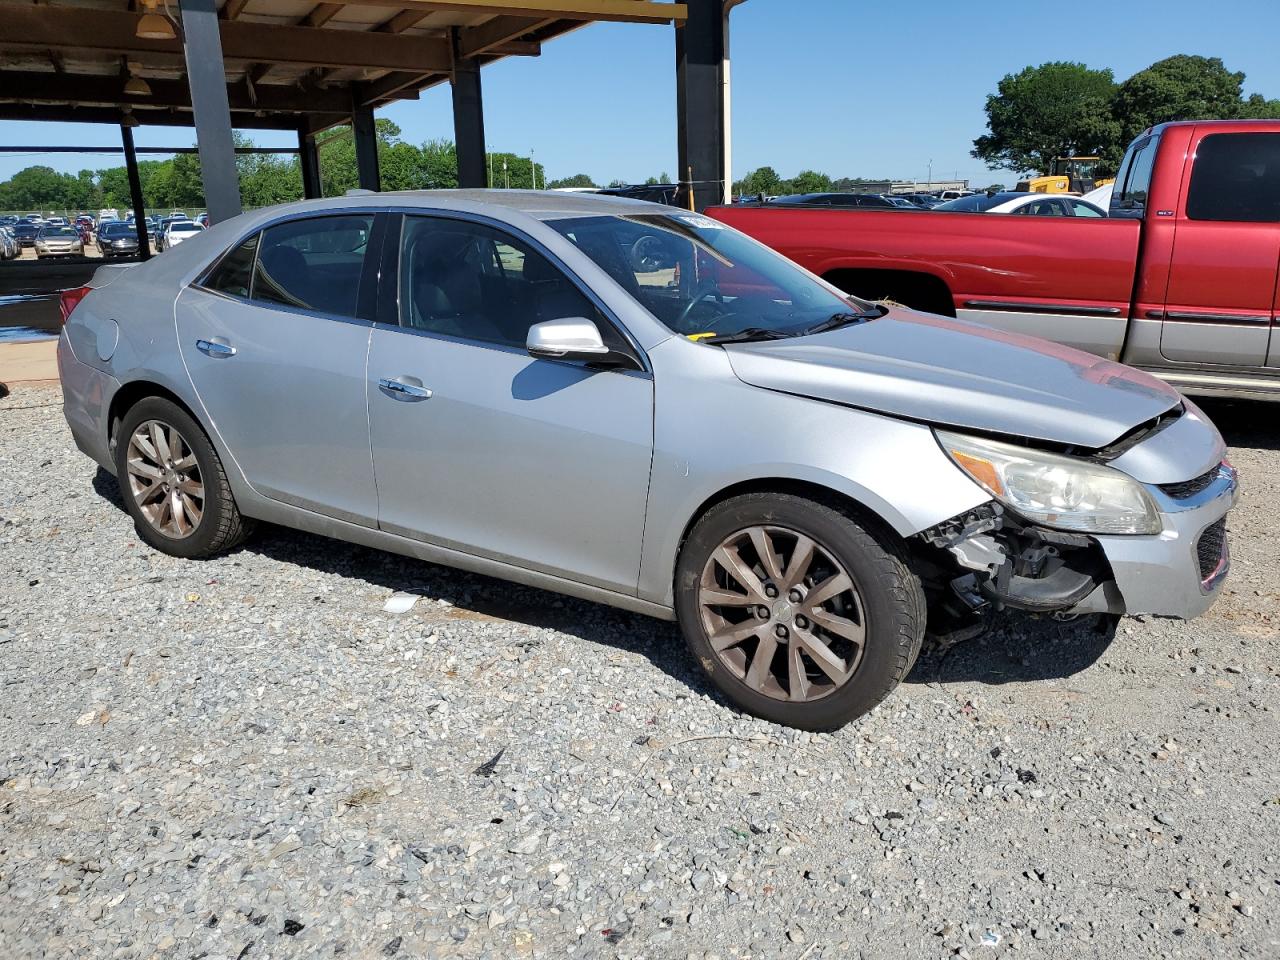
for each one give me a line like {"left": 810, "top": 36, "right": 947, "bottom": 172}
{"left": 710, "top": 120, "right": 1280, "bottom": 401}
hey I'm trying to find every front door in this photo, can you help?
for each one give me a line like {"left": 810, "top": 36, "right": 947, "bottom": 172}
{"left": 176, "top": 214, "right": 381, "bottom": 525}
{"left": 1160, "top": 131, "right": 1280, "bottom": 366}
{"left": 366, "top": 214, "right": 654, "bottom": 594}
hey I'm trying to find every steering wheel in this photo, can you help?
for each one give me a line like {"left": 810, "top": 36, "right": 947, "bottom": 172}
{"left": 673, "top": 279, "right": 726, "bottom": 333}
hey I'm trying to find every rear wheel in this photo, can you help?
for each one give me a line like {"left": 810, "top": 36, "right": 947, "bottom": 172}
{"left": 675, "top": 493, "right": 924, "bottom": 731}
{"left": 114, "top": 397, "right": 253, "bottom": 558}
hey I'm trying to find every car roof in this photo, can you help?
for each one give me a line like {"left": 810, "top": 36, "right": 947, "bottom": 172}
{"left": 247, "top": 189, "right": 677, "bottom": 224}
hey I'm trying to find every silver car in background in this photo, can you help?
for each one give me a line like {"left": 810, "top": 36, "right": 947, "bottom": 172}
{"left": 58, "top": 192, "right": 1237, "bottom": 730}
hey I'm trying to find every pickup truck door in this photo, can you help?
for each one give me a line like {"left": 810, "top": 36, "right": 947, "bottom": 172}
{"left": 1159, "top": 131, "right": 1280, "bottom": 367}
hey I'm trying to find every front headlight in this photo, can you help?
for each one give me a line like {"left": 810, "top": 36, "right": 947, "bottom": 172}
{"left": 937, "top": 430, "right": 1161, "bottom": 535}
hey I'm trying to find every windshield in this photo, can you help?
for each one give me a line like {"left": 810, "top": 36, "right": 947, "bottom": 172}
{"left": 41, "top": 226, "right": 77, "bottom": 238}
{"left": 547, "top": 213, "right": 876, "bottom": 340}
{"left": 102, "top": 224, "right": 133, "bottom": 237}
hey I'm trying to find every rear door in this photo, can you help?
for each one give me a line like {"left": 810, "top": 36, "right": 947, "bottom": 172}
{"left": 1159, "top": 130, "right": 1280, "bottom": 366}
{"left": 176, "top": 213, "right": 382, "bottom": 526}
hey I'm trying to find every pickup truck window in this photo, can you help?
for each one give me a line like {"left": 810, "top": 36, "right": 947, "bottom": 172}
{"left": 1111, "top": 135, "right": 1157, "bottom": 219}
{"left": 1186, "top": 132, "right": 1280, "bottom": 223}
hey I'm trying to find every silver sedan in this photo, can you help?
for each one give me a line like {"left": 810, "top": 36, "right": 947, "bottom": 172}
{"left": 58, "top": 191, "right": 1236, "bottom": 730}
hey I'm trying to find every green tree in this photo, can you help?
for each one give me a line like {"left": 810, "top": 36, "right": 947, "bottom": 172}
{"left": 1241, "top": 93, "right": 1280, "bottom": 119}
{"left": 783, "top": 169, "right": 833, "bottom": 194}
{"left": 733, "top": 165, "right": 782, "bottom": 197}
{"left": 546, "top": 173, "right": 597, "bottom": 189}
{"left": 1112, "top": 55, "right": 1251, "bottom": 144}
{"left": 972, "top": 62, "right": 1121, "bottom": 174}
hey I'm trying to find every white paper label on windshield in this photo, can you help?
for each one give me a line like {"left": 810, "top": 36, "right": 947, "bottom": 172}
{"left": 674, "top": 214, "right": 723, "bottom": 230}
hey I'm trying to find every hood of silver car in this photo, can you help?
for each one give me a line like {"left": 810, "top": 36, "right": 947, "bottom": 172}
{"left": 724, "top": 310, "right": 1182, "bottom": 449}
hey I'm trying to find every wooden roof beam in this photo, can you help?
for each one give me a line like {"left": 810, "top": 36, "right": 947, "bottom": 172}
{"left": 322, "top": 0, "right": 686, "bottom": 24}
{"left": 0, "top": 70, "right": 355, "bottom": 115}
{"left": 0, "top": 6, "right": 454, "bottom": 72}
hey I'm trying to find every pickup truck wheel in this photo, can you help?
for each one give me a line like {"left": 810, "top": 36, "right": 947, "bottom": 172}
{"left": 114, "top": 397, "right": 254, "bottom": 559}
{"left": 676, "top": 493, "right": 924, "bottom": 731}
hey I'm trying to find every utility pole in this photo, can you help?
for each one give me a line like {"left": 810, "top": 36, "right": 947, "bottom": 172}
{"left": 927, "top": 158, "right": 933, "bottom": 190}
{"left": 502, "top": 158, "right": 509, "bottom": 190}
{"left": 487, "top": 146, "right": 493, "bottom": 188}
{"left": 530, "top": 147, "right": 537, "bottom": 190}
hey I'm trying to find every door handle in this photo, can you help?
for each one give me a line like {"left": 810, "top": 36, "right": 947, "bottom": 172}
{"left": 378, "top": 376, "right": 432, "bottom": 400}
{"left": 196, "top": 337, "right": 236, "bottom": 358}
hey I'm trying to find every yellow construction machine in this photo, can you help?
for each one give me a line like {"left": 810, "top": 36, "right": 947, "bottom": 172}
{"left": 1016, "top": 156, "right": 1114, "bottom": 194}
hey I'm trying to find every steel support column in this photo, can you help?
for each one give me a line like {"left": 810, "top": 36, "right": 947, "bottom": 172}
{"left": 178, "top": 0, "right": 242, "bottom": 223}
{"left": 351, "top": 96, "right": 381, "bottom": 191}
{"left": 675, "top": 0, "right": 726, "bottom": 211}
{"left": 298, "top": 124, "right": 323, "bottom": 199}
{"left": 450, "top": 29, "right": 488, "bottom": 189}
{"left": 120, "top": 123, "right": 151, "bottom": 260}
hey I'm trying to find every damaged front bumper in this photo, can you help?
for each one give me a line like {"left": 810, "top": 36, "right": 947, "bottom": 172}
{"left": 918, "top": 461, "right": 1238, "bottom": 621}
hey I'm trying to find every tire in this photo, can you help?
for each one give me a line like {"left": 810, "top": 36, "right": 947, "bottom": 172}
{"left": 675, "top": 492, "right": 925, "bottom": 731}
{"left": 113, "top": 396, "right": 254, "bottom": 559}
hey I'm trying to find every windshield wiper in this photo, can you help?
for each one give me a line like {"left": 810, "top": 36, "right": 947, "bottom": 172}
{"left": 701, "top": 326, "right": 793, "bottom": 345}
{"left": 800, "top": 308, "right": 884, "bottom": 336}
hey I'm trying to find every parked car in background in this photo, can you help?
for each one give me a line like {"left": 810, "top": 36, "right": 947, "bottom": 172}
{"left": 710, "top": 119, "right": 1280, "bottom": 401}
{"left": 879, "top": 195, "right": 919, "bottom": 209}
{"left": 34, "top": 224, "right": 83, "bottom": 258}
{"left": 898, "top": 193, "right": 943, "bottom": 208}
{"left": 596, "top": 183, "right": 682, "bottom": 206}
{"left": 196, "top": 212, "right": 210, "bottom": 227}
{"left": 59, "top": 191, "right": 1236, "bottom": 730}
{"left": 97, "top": 221, "right": 140, "bottom": 258}
{"left": 1082, "top": 182, "right": 1114, "bottom": 210}
{"left": 13, "top": 222, "right": 40, "bottom": 247}
{"left": 0, "top": 226, "right": 18, "bottom": 259}
{"left": 770, "top": 192, "right": 902, "bottom": 209}
{"left": 935, "top": 191, "right": 1106, "bottom": 217}
{"left": 160, "top": 219, "right": 204, "bottom": 250}
{"left": 99, "top": 208, "right": 120, "bottom": 223}
{"left": 75, "top": 221, "right": 93, "bottom": 244}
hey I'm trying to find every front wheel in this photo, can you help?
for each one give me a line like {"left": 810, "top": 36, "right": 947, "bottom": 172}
{"left": 675, "top": 493, "right": 924, "bottom": 731}
{"left": 113, "top": 397, "right": 254, "bottom": 558}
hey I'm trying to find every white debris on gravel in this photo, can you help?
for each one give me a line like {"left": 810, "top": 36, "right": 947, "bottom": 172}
{"left": 1, "top": 383, "right": 1278, "bottom": 959}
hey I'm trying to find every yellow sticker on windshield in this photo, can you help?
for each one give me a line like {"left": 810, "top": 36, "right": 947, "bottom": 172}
{"left": 686, "top": 332, "right": 717, "bottom": 342}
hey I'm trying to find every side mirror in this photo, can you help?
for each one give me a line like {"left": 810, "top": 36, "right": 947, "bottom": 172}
{"left": 526, "top": 317, "right": 610, "bottom": 360}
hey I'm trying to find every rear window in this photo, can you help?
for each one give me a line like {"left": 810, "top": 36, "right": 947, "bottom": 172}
{"left": 251, "top": 215, "right": 373, "bottom": 318}
{"left": 1185, "top": 132, "right": 1280, "bottom": 223}
{"left": 171, "top": 223, "right": 203, "bottom": 234}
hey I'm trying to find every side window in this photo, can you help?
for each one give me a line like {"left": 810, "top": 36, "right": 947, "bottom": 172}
{"left": 399, "top": 216, "right": 610, "bottom": 350}
{"left": 1186, "top": 133, "right": 1280, "bottom": 223}
{"left": 1111, "top": 136, "right": 1157, "bottom": 218}
{"left": 251, "top": 215, "right": 374, "bottom": 318}
{"left": 204, "top": 233, "right": 258, "bottom": 298}
{"left": 1070, "top": 200, "right": 1104, "bottom": 218}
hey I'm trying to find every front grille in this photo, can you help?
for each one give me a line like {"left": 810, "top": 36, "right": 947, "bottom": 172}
{"left": 1160, "top": 464, "right": 1221, "bottom": 499}
{"left": 1196, "top": 518, "right": 1227, "bottom": 582}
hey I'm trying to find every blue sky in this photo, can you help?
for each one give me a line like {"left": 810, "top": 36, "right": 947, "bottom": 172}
{"left": 2, "top": 0, "right": 1278, "bottom": 186}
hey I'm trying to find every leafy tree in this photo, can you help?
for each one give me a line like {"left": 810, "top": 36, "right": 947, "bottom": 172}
{"left": 546, "top": 173, "right": 597, "bottom": 189}
{"left": 733, "top": 165, "right": 782, "bottom": 197}
{"left": 1112, "top": 55, "right": 1250, "bottom": 144}
{"left": 1241, "top": 93, "right": 1280, "bottom": 118}
{"left": 784, "top": 169, "right": 833, "bottom": 194}
{"left": 972, "top": 62, "right": 1121, "bottom": 174}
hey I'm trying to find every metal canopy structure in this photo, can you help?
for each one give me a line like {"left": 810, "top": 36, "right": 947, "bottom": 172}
{"left": 0, "top": 0, "right": 685, "bottom": 133}
{"left": 0, "top": 0, "right": 738, "bottom": 232}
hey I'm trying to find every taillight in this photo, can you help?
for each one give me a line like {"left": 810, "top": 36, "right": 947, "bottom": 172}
{"left": 59, "top": 285, "right": 92, "bottom": 325}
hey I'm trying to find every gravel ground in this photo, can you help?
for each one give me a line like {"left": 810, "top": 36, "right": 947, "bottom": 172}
{"left": 1, "top": 383, "right": 1277, "bottom": 960}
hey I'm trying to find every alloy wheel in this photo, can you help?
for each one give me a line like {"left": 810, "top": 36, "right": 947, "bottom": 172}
{"left": 124, "top": 419, "right": 204, "bottom": 539}
{"left": 698, "top": 525, "right": 866, "bottom": 702}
